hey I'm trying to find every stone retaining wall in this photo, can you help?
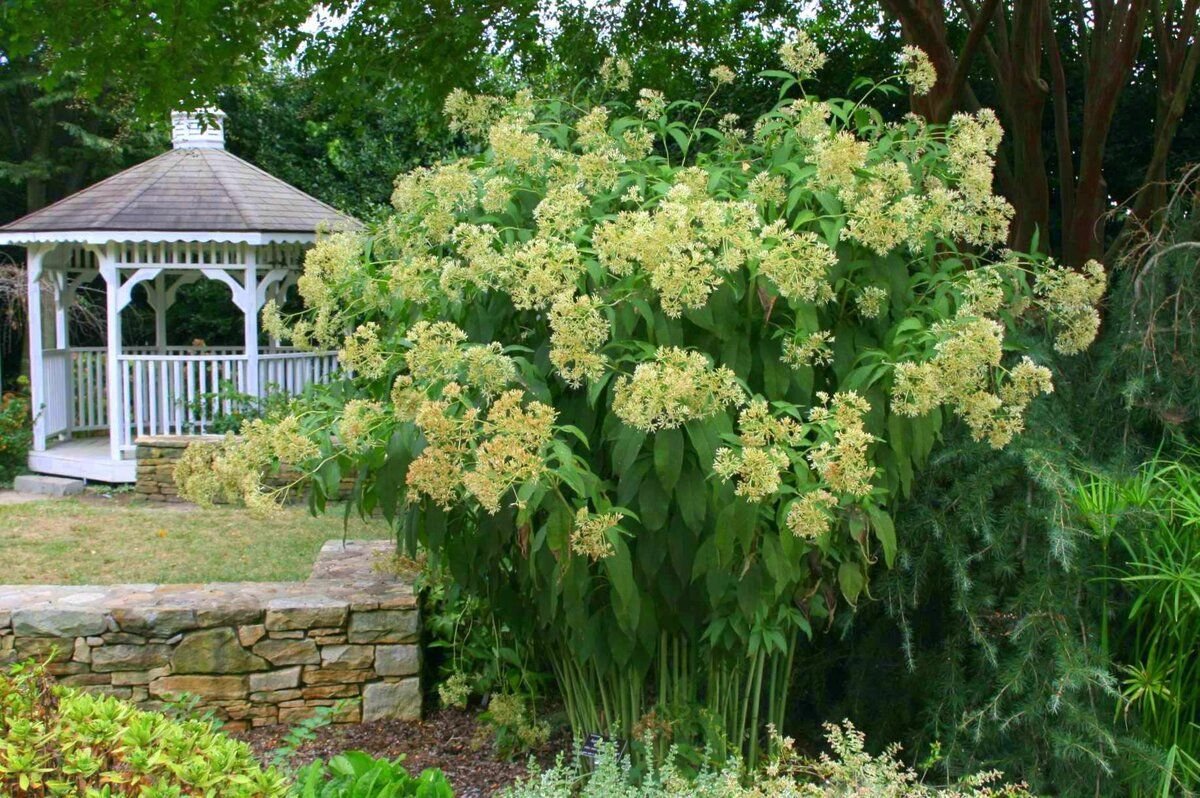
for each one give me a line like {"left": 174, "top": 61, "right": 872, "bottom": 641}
{"left": 136, "top": 435, "right": 357, "bottom": 503}
{"left": 0, "top": 541, "right": 419, "bottom": 731}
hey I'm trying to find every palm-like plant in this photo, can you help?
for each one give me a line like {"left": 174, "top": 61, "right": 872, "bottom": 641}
{"left": 1078, "top": 455, "right": 1200, "bottom": 795}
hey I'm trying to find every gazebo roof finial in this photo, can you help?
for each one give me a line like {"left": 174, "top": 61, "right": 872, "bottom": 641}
{"left": 170, "top": 108, "right": 226, "bottom": 150}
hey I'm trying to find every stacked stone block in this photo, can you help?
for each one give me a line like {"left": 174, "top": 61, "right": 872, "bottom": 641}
{"left": 0, "top": 541, "right": 418, "bottom": 731}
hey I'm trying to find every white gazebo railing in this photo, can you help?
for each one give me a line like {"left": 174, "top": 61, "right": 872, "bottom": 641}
{"left": 42, "top": 350, "right": 74, "bottom": 439}
{"left": 44, "top": 346, "right": 338, "bottom": 446}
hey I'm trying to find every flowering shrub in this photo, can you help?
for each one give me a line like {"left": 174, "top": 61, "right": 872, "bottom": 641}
{"left": 178, "top": 36, "right": 1104, "bottom": 758}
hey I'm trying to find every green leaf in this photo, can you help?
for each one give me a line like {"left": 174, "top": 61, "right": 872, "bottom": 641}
{"left": 653, "top": 427, "right": 685, "bottom": 493}
{"left": 675, "top": 464, "right": 708, "bottom": 533}
{"left": 715, "top": 498, "right": 757, "bottom": 563}
{"left": 737, "top": 564, "right": 763, "bottom": 619}
{"left": 545, "top": 495, "right": 574, "bottom": 556}
{"left": 867, "top": 504, "right": 897, "bottom": 567}
{"left": 612, "top": 424, "right": 646, "bottom": 474}
{"left": 838, "top": 561, "right": 865, "bottom": 604}
{"left": 638, "top": 475, "right": 670, "bottom": 532}
{"left": 603, "top": 537, "right": 641, "bottom": 634}
{"left": 685, "top": 420, "right": 721, "bottom": 472}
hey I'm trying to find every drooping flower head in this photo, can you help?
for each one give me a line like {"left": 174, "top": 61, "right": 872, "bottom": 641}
{"left": 779, "top": 31, "right": 827, "bottom": 79}
{"left": 899, "top": 46, "right": 938, "bottom": 96}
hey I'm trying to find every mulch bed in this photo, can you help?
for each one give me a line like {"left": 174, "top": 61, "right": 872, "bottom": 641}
{"left": 239, "top": 708, "right": 569, "bottom": 797}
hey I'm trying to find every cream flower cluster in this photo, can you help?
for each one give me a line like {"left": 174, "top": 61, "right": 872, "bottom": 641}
{"left": 593, "top": 170, "right": 761, "bottom": 317}
{"left": 176, "top": 416, "right": 320, "bottom": 515}
{"left": 779, "top": 31, "right": 827, "bottom": 79}
{"left": 757, "top": 221, "right": 838, "bottom": 303}
{"left": 402, "top": 321, "right": 518, "bottom": 400}
{"left": 407, "top": 388, "right": 557, "bottom": 514}
{"left": 444, "top": 88, "right": 504, "bottom": 137}
{"left": 1035, "top": 259, "right": 1107, "bottom": 355}
{"left": 549, "top": 294, "right": 610, "bottom": 387}
{"left": 391, "top": 160, "right": 477, "bottom": 245}
{"left": 713, "top": 399, "right": 804, "bottom": 501}
{"left": 891, "top": 292, "right": 1056, "bottom": 448}
{"left": 338, "top": 399, "right": 385, "bottom": 453}
{"left": 899, "top": 46, "right": 937, "bottom": 96}
{"left": 856, "top": 286, "right": 889, "bottom": 318}
{"left": 783, "top": 330, "right": 835, "bottom": 369}
{"left": 288, "top": 232, "right": 367, "bottom": 348}
{"left": 339, "top": 322, "right": 388, "bottom": 380}
{"left": 612, "top": 347, "right": 744, "bottom": 432}
{"left": 570, "top": 507, "right": 625, "bottom": 560}
{"left": 786, "top": 489, "right": 838, "bottom": 540}
{"left": 799, "top": 110, "right": 1014, "bottom": 256}
{"left": 806, "top": 392, "right": 877, "bottom": 497}
{"left": 600, "top": 57, "right": 633, "bottom": 90}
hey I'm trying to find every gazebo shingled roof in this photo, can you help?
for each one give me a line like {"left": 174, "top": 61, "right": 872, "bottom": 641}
{"left": 0, "top": 147, "right": 358, "bottom": 237}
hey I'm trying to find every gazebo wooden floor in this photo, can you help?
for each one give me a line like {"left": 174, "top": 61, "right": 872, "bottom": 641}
{"left": 27, "top": 438, "right": 135, "bottom": 483}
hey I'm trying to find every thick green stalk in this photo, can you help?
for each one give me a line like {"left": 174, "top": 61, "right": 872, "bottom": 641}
{"left": 748, "top": 650, "right": 766, "bottom": 767}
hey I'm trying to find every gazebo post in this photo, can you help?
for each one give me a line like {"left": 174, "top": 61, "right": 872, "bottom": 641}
{"left": 153, "top": 273, "right": 167, "bottom": 352}
{"left": 52, "top": 271, "right": 69, "bottom": 349}
{"left": 99, "top": 247, "right": 124, "bottom": 462}
{"left": 26, "top": 245, "right": 46, "bottom": 452}
{"left": 243, "top": 246, "right": 260, "bottom": 399}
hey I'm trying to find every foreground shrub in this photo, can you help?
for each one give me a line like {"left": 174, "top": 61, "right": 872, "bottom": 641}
{"left": 0, "top": 661, "right": 288, "bottom": 797}
{"left": 503, "top": 721, "right": 1030, "bottom": 797}
{"left": 293, "top": 751, "right": 453, "bottom": 797}
{"left": 181, "top": 35, "right": 1105, "bottom": 758}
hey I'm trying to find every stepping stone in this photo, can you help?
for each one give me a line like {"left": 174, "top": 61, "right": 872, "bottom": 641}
{"left": 13, "top": 474, "right": 85, "bottom": 496}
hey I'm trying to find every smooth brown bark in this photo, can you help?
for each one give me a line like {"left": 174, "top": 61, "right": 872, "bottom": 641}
{"left": 1064, "top": 0, "right": 1151, "bottom": 266}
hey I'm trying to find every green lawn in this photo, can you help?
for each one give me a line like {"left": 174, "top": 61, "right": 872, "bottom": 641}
{"left": 0, "top": 495, "right": 391, "bottom": 584}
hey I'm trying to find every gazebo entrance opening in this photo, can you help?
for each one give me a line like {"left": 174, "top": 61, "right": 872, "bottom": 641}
{"left": 27, "top": 240, "right": 337, "bottom": 482}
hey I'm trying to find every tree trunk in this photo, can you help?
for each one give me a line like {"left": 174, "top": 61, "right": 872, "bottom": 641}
{"left": 1121, "top": 0, "right": 1200, "bottom": 238}
{"left": 1062, "top": 0, "right": 1150, "bottom": 266}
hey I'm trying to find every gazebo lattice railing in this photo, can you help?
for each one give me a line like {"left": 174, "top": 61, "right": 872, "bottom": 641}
{"left": 42, "top": 346, "right": 338, "bottom": 442}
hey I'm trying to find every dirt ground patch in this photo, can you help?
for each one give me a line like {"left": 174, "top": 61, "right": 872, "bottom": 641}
{"left": 241, "top": 708, "right": 568, "bottom": 798}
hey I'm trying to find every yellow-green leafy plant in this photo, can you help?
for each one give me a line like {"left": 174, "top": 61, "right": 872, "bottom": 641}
{"left": 0, "top": 660, "right": 289, "bottom": 797}
{"left": 179, "top": 36, "right": 1104, "bottom": 760}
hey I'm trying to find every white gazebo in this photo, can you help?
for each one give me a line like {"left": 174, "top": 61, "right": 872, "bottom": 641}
{"left": 0, "top": 111, "right": 358, "bottom": 482}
